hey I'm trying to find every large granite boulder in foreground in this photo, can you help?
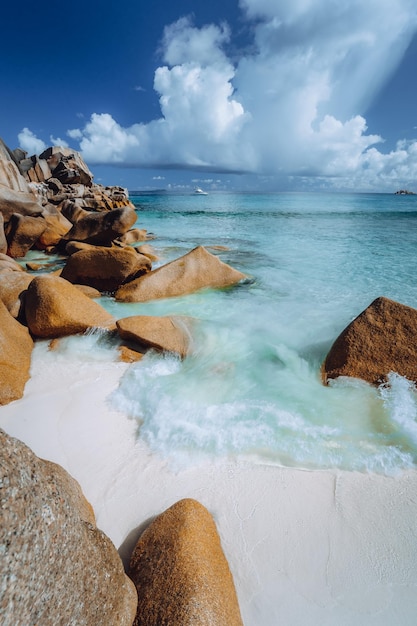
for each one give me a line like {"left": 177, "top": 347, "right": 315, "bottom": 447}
{"left": 25, "top": 274, "right": 115, "bottom": 338}
{"left": 0, "top": 429, "right": 137, "bottom": 625}
{"left": 128, "top": 498, "right": 243, "bottom": 626}
{"left": 61, "top": 246, "right": 152, "bottom": 292}
{"left": 0, "top": 301, "right": 33, "bottom": 405}
{"left": 116, "top": 245, "right": 247, "bottom": 302}
{"left": 322, "top": 296, "right": 417, "bottom": 385}
{"left": 116, "top": 315, "right": 193, "bottom": 358}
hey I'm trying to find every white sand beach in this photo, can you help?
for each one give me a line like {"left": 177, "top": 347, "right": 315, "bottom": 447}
{"left": 1, "top": 342, "right": 417, "bottom": 626}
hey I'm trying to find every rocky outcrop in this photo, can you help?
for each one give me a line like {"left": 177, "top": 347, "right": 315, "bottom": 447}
{"left": 0, "top": 300, "right": 33, "bottom": 404}
{"left": 116, "top": 245, "right": 247, "bottom": 302}
{"left": 38, "top": 146, "right": 94, "bottom": 186}
{"left": 128, "top": 498, "right": 243, "bottom": 626}
{"left": 61, "top": 246, "right": 151, "bottom": 292}
{"left": 0, "top": 429, "right": 137, "bottom": 625}
{"left": 322, "top": 296, "right": 417, "bottom": 385}
{"left": 58, "top": 205, "right": 137, "bottom": 247}
{"left": 25, "top": 274, "right": 115, "bottom": 338}
{"left": 116, "top": 315, "right": 194, "bottom": 358}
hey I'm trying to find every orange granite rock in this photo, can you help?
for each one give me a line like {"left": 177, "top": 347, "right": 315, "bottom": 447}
{"left": 116, "top": 245, "right": 246, "bottom": 302}
{"left": 25, "top": 274, "right": 115, "bottom": 338}
{"left": 59, "top": 205, "right": 137, "bottom": 247}
{"left": 128, "top": 498, "right": 243, "bottom": 626}
{"left": 322, "top": 296, "right": 417, "bottom": 385}
{"left": 0, "top": 271, "right": 33, "bottom": 318}
{"left": 0, "top": 300, "right": 33, "bottom": 404}
{"left": 116, "top": 315, "right": 193, "bottom": 358}
{"left": 61, "top": 246, "right": 151, "bottom": 292}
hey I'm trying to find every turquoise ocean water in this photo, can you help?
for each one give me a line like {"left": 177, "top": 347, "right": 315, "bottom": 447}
{"left": 46, "top": 192, "right": 417, "bottom": 472}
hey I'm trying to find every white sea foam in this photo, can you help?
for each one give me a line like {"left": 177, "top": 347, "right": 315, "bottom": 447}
{"left": 380, "top": 372, "right": 417, "bottom": 445}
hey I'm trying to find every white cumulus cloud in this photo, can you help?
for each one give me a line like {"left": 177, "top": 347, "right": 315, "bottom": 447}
{"left": 17, "top": 128, "right": 47, "bottom": 155}
{"left": 32, "top": 1, "right": 417, "bottom": 188}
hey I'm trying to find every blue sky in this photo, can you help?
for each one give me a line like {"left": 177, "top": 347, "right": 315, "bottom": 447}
{"left": 2, "top": 0, "right": 417, "bottom": 192}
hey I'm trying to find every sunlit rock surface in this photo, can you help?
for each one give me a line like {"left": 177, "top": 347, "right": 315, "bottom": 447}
{"left": 116, "top": 245, "right": 247, "bottom": 302}
{"left": 25, "top": 274, "right": 115, "bottom": 338}
{"left": 0, "top": 429, "right": 138, "bottom": 625}
{"left": 0, "top": 301, "right": 33, "bottom": 405}
{"left": 128, "top": 498, "right": 243, "bottom": 626}
{"left": 323, "top": 296, "right": 417, "bottom": 385}
{"left": 61, "top": 246, "right": 151, "bottom": 292}
{"left": 116, "top": 315, "right": 194, "bottom": 358}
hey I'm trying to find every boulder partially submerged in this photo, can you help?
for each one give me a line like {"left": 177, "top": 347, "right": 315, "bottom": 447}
{"left": 128, "top": 498, "right": 243, "bottom": 626}
{"left": 322, "top": 296, "right": 417, "bottom": 385}
{"left": 0, "top": 429, "right": 137, "bottom": 625}
{"left": 116, "top": 245, "right": 247, "bottom": 302}
{"left": 116, "top": 315, "right": 194, "bottom": 358}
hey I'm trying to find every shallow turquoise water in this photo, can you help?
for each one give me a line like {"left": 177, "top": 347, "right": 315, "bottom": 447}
{"left": 97, "top": 192, "right": 417, "bottom": 471}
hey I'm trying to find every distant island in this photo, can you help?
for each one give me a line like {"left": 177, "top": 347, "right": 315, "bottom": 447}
{"left": 394, "top": 189, "right": 416, "bottom": 195}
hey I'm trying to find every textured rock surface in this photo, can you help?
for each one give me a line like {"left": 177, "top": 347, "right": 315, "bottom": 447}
{"left": 0, "top": 252, "right": 25, "bottom": 273}
{"left": 5, "top": 213, "right": 47, "bottom": 258}
{"left": 0, "top": 213, "right": 6, "bottom": 253}
{"left": 0, "top": 300, "right": 33, "bottom": 405}
{"left": 0, "top": 271, "right": 33, "bottom": 318}
{"left": 128, "top": 498, "right": 243, "bottom": 626}
{"left": 117, "top": 228, "right": 148, "bottom": 244}
{"left": 61, "top": 246, "right": 151, "bottom": 292}
{"left": 136, "top": 244, "right": 160, "bottom": 262}
{"left": 59, "top": 206, "right": 137, "bottom": 247}
{"left": 0, "top": 429, "right": 137, "bottom": 625}
{"left": 116, "top": 245, "right": 246, "bottom": 302}
{"left": 25, "top": 274, "right": 115, "bottom": 338}
{"left": 0, "top": 137, "right": 30, "bottom": 192}
{"left": 116, "top": 315, "right": 193, "bottom": 358}
{"left": 0, "top": 186, "right": 43, "bottom": 221}
{"left": 35, "top": 211, "right": 72, "bottom": 249}
{"left": 322, "top": 296, "right": 417, "bottom": 385}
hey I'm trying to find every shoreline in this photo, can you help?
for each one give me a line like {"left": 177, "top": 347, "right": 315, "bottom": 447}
{"left": 1, "top": 344, "right": 417, "bottom": 625}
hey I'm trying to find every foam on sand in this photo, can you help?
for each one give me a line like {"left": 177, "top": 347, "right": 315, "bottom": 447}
{"left": 1, "top": 341, "right": 417, "bottom": 625}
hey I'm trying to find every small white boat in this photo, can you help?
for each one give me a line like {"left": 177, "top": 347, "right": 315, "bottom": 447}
{"left": 194, "top": 186, "right": 208, "bottom": 195}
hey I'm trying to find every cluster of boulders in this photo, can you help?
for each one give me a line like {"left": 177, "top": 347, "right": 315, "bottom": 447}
{"left": 1, "top": 429, "right": 243, "bottom": 625}
{"left": 0, "top": 137, "right": 247, "bottom": 404}
{"left": 0, "top": 136, "right": 247, "bottom": 625}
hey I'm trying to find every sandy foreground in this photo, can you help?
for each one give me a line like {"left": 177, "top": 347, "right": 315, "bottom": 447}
{"left": 1, "top": 344, "right": 417, "bottom": 626}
